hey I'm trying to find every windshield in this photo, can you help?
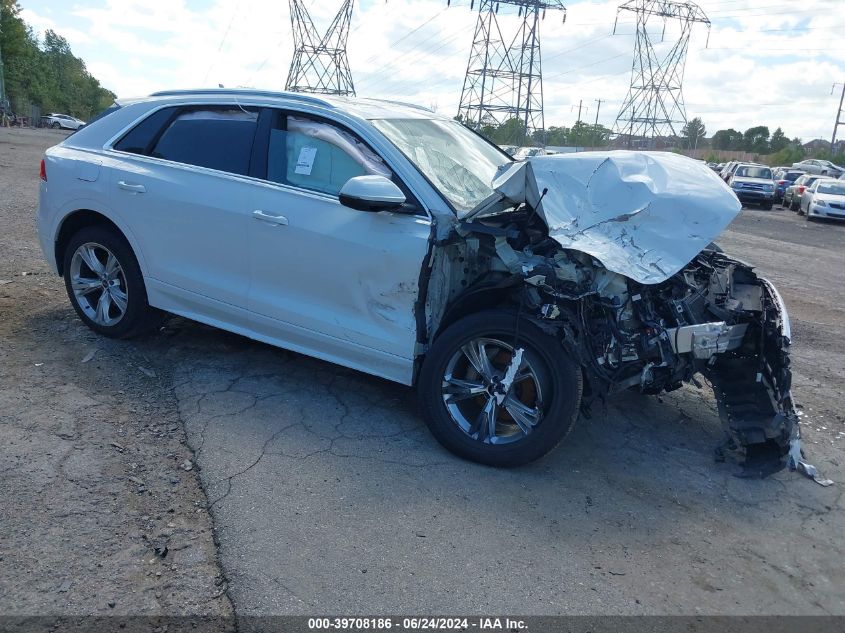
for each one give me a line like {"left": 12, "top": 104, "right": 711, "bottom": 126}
{"left": 370, "top": 118, "right": 511, "bottom": 213}
{"left": 817, "top": 182, "right": 845, "bottom": 195}
{"left": 735, "top": 166, "right": 772, "bottom": 179}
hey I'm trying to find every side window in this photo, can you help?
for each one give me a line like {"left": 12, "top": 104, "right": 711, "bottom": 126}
{"left": 266, "top": 114, "right": 392, "bottom": 196}
{"left": 149, "top": 107, "right": 259, "bottom": 176}
{"left": 113, "top": 107, "right": 178, "bottom": 155}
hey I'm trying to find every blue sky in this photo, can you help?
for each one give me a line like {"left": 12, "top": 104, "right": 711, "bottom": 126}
{"left": 18, "top": 0, "right": 845, "bottom": 141}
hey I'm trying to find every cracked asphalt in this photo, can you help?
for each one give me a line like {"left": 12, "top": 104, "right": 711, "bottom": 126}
{"left": 2, "top": 128, "right": 844, "bottom": 620}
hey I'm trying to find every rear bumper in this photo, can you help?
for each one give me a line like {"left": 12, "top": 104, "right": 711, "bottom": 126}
{"left": 36, "top": 181, "right": 59, "bottom": 274}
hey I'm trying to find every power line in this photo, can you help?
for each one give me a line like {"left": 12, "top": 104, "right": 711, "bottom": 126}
{"left": 202, "top": 1, "right": 242, "bottom": 85}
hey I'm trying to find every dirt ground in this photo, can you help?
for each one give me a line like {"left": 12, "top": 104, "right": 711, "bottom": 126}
{"left": 0, "top": 128, "right": 234, "bottom": 625}
{"left": 1, "top": 127, "right": 843, "bottom": 621}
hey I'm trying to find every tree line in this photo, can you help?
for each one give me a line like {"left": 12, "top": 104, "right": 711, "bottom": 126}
{"left": 1, "top": 0, "right": 115, "bottom": 120}
{"left": 473, "top": 113, "right": 844, "bottom": 166}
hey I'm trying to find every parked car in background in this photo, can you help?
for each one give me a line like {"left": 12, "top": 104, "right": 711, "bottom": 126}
{"left": 783, "top": 173, "right": 833, "bottom": 211}
{"left": 799, "top": 179, "right": 845, "bottom": 220}
{"left": 513, "top": 146, "right": 547, "bottom": 160}
{"left": 719, "top": 160, "right": 739, "bottom": 182}
{"left": 792, "top": 159, "right": 845, "bottom": 177}
{"left": 728, "top": 164, "right": 775, "bottom": 209}
{"left": 35, "top": 88, "right": 800, "bottom": 469}
{"left": 773, "top": 168, "right": 806, "bottom": 203}
{"left": 499, "top": 145, "right": 518, "bottom": 157}
{"left": 41, "top": 113, "right": 86, "bottom": 130}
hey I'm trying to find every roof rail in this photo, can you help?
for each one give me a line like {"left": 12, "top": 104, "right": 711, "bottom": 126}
{"left": 148, "top": 88, "right": 336, "bottom": 108}
{"left": 360, "top": 97, "right": 434, "bottom": 113}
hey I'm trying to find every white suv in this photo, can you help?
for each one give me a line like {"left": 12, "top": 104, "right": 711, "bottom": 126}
{"left": 37, "top": 89, "right": 802, "bottom": 469}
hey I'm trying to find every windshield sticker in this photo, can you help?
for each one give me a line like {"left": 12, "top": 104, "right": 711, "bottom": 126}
{"left": 295, "top": 146, "right": 317, "bottom": 175}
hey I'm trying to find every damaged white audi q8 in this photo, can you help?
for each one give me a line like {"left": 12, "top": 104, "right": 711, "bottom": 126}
{"left": 37, "top": 89, "right": 801, "bottom": 472}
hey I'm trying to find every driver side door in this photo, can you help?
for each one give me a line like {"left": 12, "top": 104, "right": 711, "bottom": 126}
{"left": 246, "top": 110, "right": 432, "bottom": 384}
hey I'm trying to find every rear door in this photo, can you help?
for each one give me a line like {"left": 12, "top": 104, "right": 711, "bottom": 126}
{"left": 245, "top": 110, "right": 432, "bottom": 382}
{"left": 108, "top": 105, "right": 258, "bottom": 310}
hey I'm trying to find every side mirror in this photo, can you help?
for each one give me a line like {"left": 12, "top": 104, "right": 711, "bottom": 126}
{"left": 339, "top": 175, "right": 406, "bottom": 212}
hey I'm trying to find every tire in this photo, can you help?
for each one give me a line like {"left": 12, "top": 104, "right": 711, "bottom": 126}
{"left": 418, "top": 310, "right": 582, "bottom": 467}
{"left": 760, "top": 202, "right": 773, "bottom": 210}
{"left": 51, "top": 121, "right": 60, "bottom": 129}
{"left": 791, "top": 198, "right": 800, "bottom": 212}
{"left": 62, "top": 225, "right": 161, "bottom": 339}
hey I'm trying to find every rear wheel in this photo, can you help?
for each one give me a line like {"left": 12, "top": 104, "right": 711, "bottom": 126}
{"left": 63, "top": 226, "right": 161, "bottom": 338}
{"left": 51, "top": 121, "right": 60, "bottom": 129}
{"left": 418, "top": 310, "right": 582, "bottom": 467}
{"left": 791, "top": 198, "right": 800, "bottom": 212}
{"left": 760, "top": 202, "right": 773, "bottom": 210}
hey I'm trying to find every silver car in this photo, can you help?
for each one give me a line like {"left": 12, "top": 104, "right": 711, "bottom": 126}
{"left": 800, "top": 178, "right": 845, "bottom": 221}
{"left": 792, "top": 159, "right": 844, "bottom": 177}
{"left": 35, "top": 88, "right": 803, "bottom": 470}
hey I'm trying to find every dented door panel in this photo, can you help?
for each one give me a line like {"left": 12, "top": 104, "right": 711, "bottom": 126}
{"left": 248, "top": 181, "right": 431, "bottom": 365}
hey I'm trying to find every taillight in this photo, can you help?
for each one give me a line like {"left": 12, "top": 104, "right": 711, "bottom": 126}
{"left": 798, "top": 186, "right": 805, "bottom": 194}
{"left": 39, "top": 159, "right": 47, "bottom": 182}
{"left": 778, "top": 180, "right": 786, "bottom": 185}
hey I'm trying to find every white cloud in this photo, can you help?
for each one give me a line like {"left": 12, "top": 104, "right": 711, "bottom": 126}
{"left": 17, "top": 0, "right": 845, "bottom": 141}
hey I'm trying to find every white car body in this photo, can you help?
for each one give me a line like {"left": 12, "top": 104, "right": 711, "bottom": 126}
{"left": 36, "top": 88, "right": 804, "bottom": 469}
{"left": 801, "top": 178, "right": 845, "bottom": 220}
{"left": 42, "top": 113, "right": 86, "bottom": 130}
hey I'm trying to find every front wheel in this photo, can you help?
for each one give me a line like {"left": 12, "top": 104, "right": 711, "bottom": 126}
{"left": 63, "top": 226, "right": 161, "bottom": 338}
{"left": 418, "top": 310, "right": 582, "bottom": 467}
{"left": 760, "top": 201, "right": 773, "bottom": 210}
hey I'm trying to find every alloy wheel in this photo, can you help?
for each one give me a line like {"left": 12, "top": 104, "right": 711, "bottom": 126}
{"left": 441, "top": 337, "right": 544, "bottom": 445}
{"left": 69, "top": 242, "right": 129, "bottom": 327}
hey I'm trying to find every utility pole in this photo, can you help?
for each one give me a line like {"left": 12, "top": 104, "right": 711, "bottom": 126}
{"left": 575, "top": 99, "right": 583, "bottom": 124}
{"left": 0, "top": 22, "right": 8, "bottom": 114}
{"left": 594, "top": 98, "right": 603, "bottom": 126}
{"left": 286, "top": 0, "right": 356, "bottom": 96}
{"left": 453, "top": 0, "right": 567, "bottom": 146}
{"left": 613, "top": 0, "right": 710, "bottom": 147}
{"left": 832, "top": 83, "right": 845, "bottom": 150}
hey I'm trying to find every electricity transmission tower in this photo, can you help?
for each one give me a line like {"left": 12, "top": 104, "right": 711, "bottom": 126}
{"left": 454, "top": 0, "right": 566, "bottom": 146}
{"left": 613, "top": 0, "right": 710, "bottom": 147}
{"left": 286, "top": 0, "right": 355, "bottom": 96}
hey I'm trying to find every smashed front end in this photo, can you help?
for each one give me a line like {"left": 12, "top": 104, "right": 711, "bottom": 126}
{"left": 426, "top": 151, "right": 803, "bottom": 473}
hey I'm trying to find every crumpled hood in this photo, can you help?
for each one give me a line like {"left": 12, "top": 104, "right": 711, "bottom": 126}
{"left": 471, "top": 151, "right": 741, "bottom": 285}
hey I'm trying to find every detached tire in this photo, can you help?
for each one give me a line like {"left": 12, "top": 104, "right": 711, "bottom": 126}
{"left": 63, "top": 225, "right": 161, "bottom": 339}
{"left": 418, "top": 310, "right": 582, "bottom": 467}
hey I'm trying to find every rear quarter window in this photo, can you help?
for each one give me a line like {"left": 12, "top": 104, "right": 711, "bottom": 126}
{"left": 113, "top": 107, "right": 178, "bottom": 155}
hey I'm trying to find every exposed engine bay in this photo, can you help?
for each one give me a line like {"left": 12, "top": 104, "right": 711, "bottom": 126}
{"left": 422, "top": 152, "right": 815, "bottom": 477}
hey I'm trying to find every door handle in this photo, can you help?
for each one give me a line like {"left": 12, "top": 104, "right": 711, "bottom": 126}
{"left": 252, "top": 210, "right": 289, "bottom": 226}
{"left": 117, "top": 181, "right": 146, "bottom": 193}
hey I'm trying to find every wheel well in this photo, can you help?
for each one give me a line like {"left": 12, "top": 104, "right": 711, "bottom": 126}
{"left": 434, "top": 283, "right": 514, "bottom": 338}
{"left": 55, "top": 210, "right": 125, "bottom": 275}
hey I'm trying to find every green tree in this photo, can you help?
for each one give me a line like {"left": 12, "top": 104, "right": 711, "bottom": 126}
{"left": 0, "top": 2, "right": 114, "bottom": 119}
{"left": 680, "top": 117, "right": 706, "bottom": 150}
{"left": 711, "top": 128, "right": 743, "bottom": 151}
{"left": 769, "top": 127, "right": 788, "bottom": 153}
{"left": 743, "top": 125, "right": 770, "bottom": 154}
{"left": 568, "top": 121, "right": 611, "bottom": 147}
